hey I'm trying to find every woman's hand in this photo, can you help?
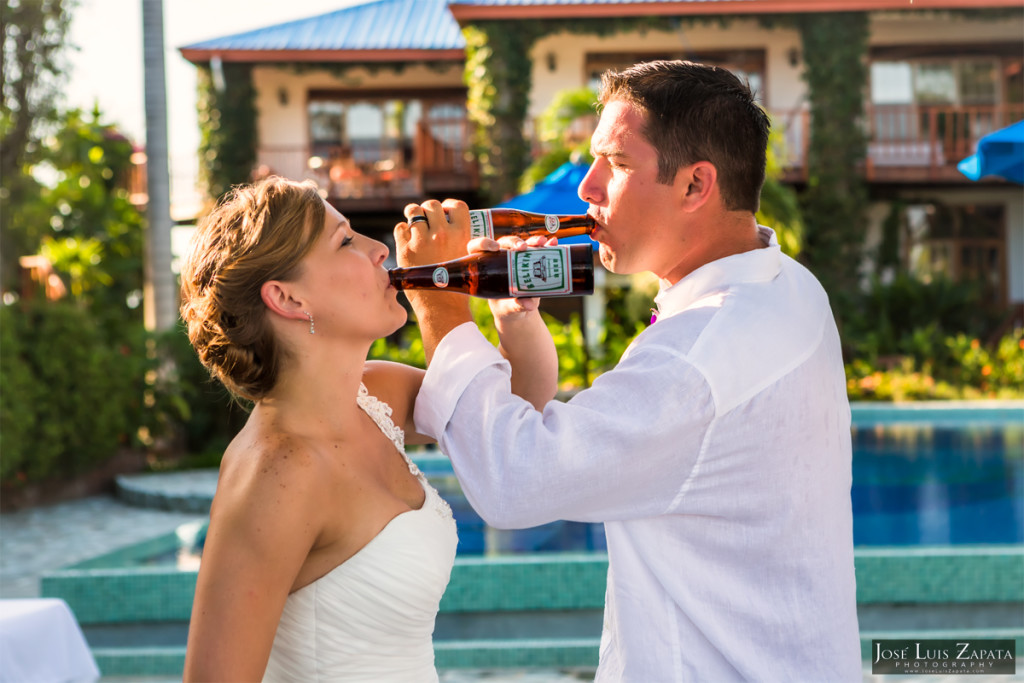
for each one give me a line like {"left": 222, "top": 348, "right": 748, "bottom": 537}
{"left": 477, "top": 235, "right": 556, "bottom": 321}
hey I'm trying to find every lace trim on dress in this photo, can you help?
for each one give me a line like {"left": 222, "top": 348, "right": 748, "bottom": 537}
{"left": 355, "top": 383, "right": 453, "bottom": 521}
{"left": 356, "top": 382, "right": 421, "bottom": 478}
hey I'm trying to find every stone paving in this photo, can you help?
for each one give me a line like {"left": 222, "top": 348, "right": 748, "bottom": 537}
{"left": 0, "top": 492, "right": 205, "bottom": 600}
{"left": 0, "top": 472, "right": 1016, "bottom": 682}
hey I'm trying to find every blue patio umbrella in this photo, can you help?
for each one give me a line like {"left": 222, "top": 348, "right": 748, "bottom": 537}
{"left": 957, "top": 120, "right": 1024, "bottom": 185}
{"left": 497, "top": 161, "right": 596, "bottom": 247}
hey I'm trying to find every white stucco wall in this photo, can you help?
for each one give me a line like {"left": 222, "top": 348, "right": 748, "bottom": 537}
{"left": 528, "top": 20, "right": 805, "bottom": 120}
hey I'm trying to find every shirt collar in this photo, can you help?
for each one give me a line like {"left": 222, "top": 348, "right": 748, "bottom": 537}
{"left": 653, "top": 226, "right": 781, "bottom": 320}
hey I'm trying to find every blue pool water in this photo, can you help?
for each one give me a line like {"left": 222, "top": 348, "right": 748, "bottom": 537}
{"left": 112, "top": 403, "right": 1024, "bottom": 568}
{"left": 434, "top": 404, "right": 1024, "bottom": 552}
{"left": 850, "top": 415, "right": 1023, "bottom": 546}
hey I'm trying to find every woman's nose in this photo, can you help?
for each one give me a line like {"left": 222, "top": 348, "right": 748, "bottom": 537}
{"left": 372, "top": 238, "right": 389, "bottom": 265}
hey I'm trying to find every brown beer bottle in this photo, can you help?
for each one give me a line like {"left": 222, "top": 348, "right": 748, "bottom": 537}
{"left": 469, "top": 208, "right": 595, "bottom": 240}
{"left": 389, "top": 245, "right": 594, "bottom": 299}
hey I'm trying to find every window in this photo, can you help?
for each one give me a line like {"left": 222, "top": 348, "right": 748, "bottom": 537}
{"left": 306, "top": 92, "right": 468, "bottom": 198}
{"left": 869, "top": 55, "right": 1016, "bottom": 153}
{"left": 871, "top": 58, "right": 1001, "bottom": 108}
{"left": 904, "top": 203, "right": 1006, "bottom": 307}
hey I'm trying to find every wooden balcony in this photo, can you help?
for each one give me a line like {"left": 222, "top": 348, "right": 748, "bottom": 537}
{"left": 773, "top": 103, "right": 1024, "bottom": 184}
{"left": 257, "top": 117, "right": 478, "bottom": 213}
{"left": 244, "top": 102, "right": 1024, "bottom": 215}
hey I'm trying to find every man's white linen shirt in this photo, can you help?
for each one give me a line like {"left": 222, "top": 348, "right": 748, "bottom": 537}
{"left": 415, "top": 229, "right": 862, "bottom": 682}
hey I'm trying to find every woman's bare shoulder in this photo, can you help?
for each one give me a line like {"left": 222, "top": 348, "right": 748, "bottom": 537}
{"left": 213, "top": 427, "right": 343, "bottom": 529}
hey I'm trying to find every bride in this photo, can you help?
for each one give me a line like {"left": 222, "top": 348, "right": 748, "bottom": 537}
{"left": 179, "top": 177, "right": 555, "bottom": 682}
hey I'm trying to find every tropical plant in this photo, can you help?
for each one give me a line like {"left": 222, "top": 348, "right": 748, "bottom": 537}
{"left": 0, "top": 0, "right": 76, "bottom": 290}
{"left": 519, "top": 87, "right": 597, "bottom": 194}
{"left": 32, "top": 107, "right": 146, "bottom": 333}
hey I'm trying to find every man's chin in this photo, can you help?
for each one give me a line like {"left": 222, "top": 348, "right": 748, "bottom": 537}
{"left": 598, "top": 244, "right": 629, "bottom": 274}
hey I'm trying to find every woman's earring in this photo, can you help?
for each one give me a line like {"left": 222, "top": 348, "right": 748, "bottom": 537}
{"left": 304, "top": 311, "right": 315, "bottom": 335}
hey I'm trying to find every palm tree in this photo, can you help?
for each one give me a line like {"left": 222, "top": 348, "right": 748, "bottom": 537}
{"left": 141, "top": 0, "right": 176, "bottom": 331}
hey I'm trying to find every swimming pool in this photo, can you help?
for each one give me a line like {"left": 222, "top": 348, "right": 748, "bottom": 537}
{"left": 436, "top": 406, "right": 1023, "bottom": 550}
{"left": 42, "top": 402, "right": 1024, "bottom": 676}
{"left": 76, "top": 401, "right": 1024, "bottom": 570}
{"left": 852, "top": 419, "right": 1023, "bottom": 546}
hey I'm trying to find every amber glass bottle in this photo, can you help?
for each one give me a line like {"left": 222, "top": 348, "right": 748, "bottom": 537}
{"left": 469, "top": 208, "right": 595, "bottom": 240}
{"left": 389, "top": 245, "right": 594, "bottom": 299}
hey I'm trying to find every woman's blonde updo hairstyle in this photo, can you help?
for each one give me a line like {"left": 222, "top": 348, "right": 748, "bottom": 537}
{"left": 180, "top": 176, "right": 326, "bottom": 401}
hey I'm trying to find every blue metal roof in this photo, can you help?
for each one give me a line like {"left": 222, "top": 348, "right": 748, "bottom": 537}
{"left": 182, "top": 0, "right": 464, "bottom": 53}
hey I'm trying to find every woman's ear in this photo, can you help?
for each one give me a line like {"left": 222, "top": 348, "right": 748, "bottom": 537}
{"left": 680, "top": 161, "right": 717, "bottom": 213}
{"left": 260, "top": 281, "right": 307, "bottom": 321}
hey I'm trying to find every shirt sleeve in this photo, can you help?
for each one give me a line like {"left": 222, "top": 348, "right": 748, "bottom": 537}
{"left": 414, "top": 322, "right": 716, "bottom": 528}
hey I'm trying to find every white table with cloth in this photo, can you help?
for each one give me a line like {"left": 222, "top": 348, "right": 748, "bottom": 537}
{"left": 0, "top": 599, "right": 100, "bottom": 683}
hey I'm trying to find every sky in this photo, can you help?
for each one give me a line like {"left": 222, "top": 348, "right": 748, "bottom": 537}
{"left": 64, "top": 0, "right": 360, "bottom": 216}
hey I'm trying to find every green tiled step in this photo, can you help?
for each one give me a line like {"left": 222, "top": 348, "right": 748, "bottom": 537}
{"left": 855, "top": 547, "right": 1024, "bottom": 604}
{"left": 90, "top": 639, "right": 601, "bottom": 678}
{"left": 92, "top": 647, "right": 185, "bottom": 678}
{"left": 90, "top": 632, "right": 1024, "bottom": 678}
{"left": 435, "top": 638, "right": 599, "bottom": 668}
{"left": 44, "top": 548, "right": 1024, "bottom": 625}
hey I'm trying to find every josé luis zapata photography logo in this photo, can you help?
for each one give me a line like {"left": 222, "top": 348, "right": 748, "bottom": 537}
{"left": 872, "top": 639, "right": 1016, "bottom": 675}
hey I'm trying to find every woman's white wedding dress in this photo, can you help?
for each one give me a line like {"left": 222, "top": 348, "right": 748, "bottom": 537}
{"left": 261, "top": 384, "right": 458, "bottom": 682}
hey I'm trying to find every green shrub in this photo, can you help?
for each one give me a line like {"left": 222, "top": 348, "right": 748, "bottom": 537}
{"left": 846, "top": 328, "right": 1024, "bottom": 401}
{"left": 0, "top": 300, "right": 135, "bottom": 484}
{"left": 148, "top": 323, "right": 250, "bottom": 466}
{"left": 842, "top": 272, "right": 999, "bottom": 365}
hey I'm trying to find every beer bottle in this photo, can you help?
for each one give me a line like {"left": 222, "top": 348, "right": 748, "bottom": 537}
{"left": 389, "top": 245, "right": 594, "bottom": 299}
{"left": 469, "top": 208, "right": 594, "bottom": 241}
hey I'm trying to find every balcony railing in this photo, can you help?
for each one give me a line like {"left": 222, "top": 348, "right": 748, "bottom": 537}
{"left": 772, "top": 103, "right": 1024, "bottom": 183}
{"left": 251, "top": 102, "right": 1021, "bottom": 210}
{"left": 257, "top": 117, "right": 478, "bottom": 211}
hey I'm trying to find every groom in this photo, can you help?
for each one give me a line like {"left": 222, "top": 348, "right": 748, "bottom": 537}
{"left": 395, "top": 60, "right": 861, "bottom": 681}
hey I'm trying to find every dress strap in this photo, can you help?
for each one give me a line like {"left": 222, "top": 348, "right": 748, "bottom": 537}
{"left": 355, "top": 383, "right": 421, "bottom": 477}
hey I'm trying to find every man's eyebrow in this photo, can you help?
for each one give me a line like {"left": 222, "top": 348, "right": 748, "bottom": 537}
{"left": 590, "top": 143, "right": 628, "bottom": 159}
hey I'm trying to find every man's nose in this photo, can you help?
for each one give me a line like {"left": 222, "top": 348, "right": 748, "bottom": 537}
{"left": 578, "top": 161, "right": 604, "bottom": 204}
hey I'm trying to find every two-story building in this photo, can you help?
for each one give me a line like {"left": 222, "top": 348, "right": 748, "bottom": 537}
{"left": 179, "top": 0, "right": 1023, "bottom": 315}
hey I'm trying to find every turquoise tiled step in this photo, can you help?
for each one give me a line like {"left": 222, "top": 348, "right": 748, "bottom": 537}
{"left": 90, "top": 639, "right": 603, "bottom": 678}
{"left": 44, "top": 548, "right": 1024, "bottom": 625}
{"left": 89, "top": 631, "right": 1024, "bottom": 679}
{"left": 92, "top": 647, "right": 185, "bottom": 678}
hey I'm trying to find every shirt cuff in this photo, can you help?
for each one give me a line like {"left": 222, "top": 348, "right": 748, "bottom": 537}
{"left": 414, "top": 322, "right": 510, "bottom": 439}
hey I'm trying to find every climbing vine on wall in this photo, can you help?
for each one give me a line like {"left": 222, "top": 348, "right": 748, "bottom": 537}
{"left": 462, "top": 16, "right": 727, "bottom": 204}
{"left": 463, "top": 22, "right": 548, "bottom": 204}
{"left": 791, "top": 12, "right": 870, "bottom": 310}
{"left": 197, "top": 63, "right": 258, "bottom": 202}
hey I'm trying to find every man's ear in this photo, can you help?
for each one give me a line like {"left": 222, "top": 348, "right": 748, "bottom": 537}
{"left": 260, "top": 280, "right": 307, "bottom": 321}
{"left": 680, "top": 161, "right": 716, "bottom": 213}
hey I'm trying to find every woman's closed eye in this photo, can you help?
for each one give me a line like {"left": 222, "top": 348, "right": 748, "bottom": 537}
{"left": 340, "top": 235, "right": 354, "bottom": 248}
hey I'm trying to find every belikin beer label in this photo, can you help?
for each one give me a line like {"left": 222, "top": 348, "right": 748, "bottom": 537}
{"left": 469, "top": 210, "right": 492, "bottom": 239}
{"left": 432, "top": 266, "right": 449, "bottom": 288}
{"left": 509, "top": 246, "right": 571, "bottom": 296}
{"left": 544, "top": 215, "right": 560, "bottom": 233}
